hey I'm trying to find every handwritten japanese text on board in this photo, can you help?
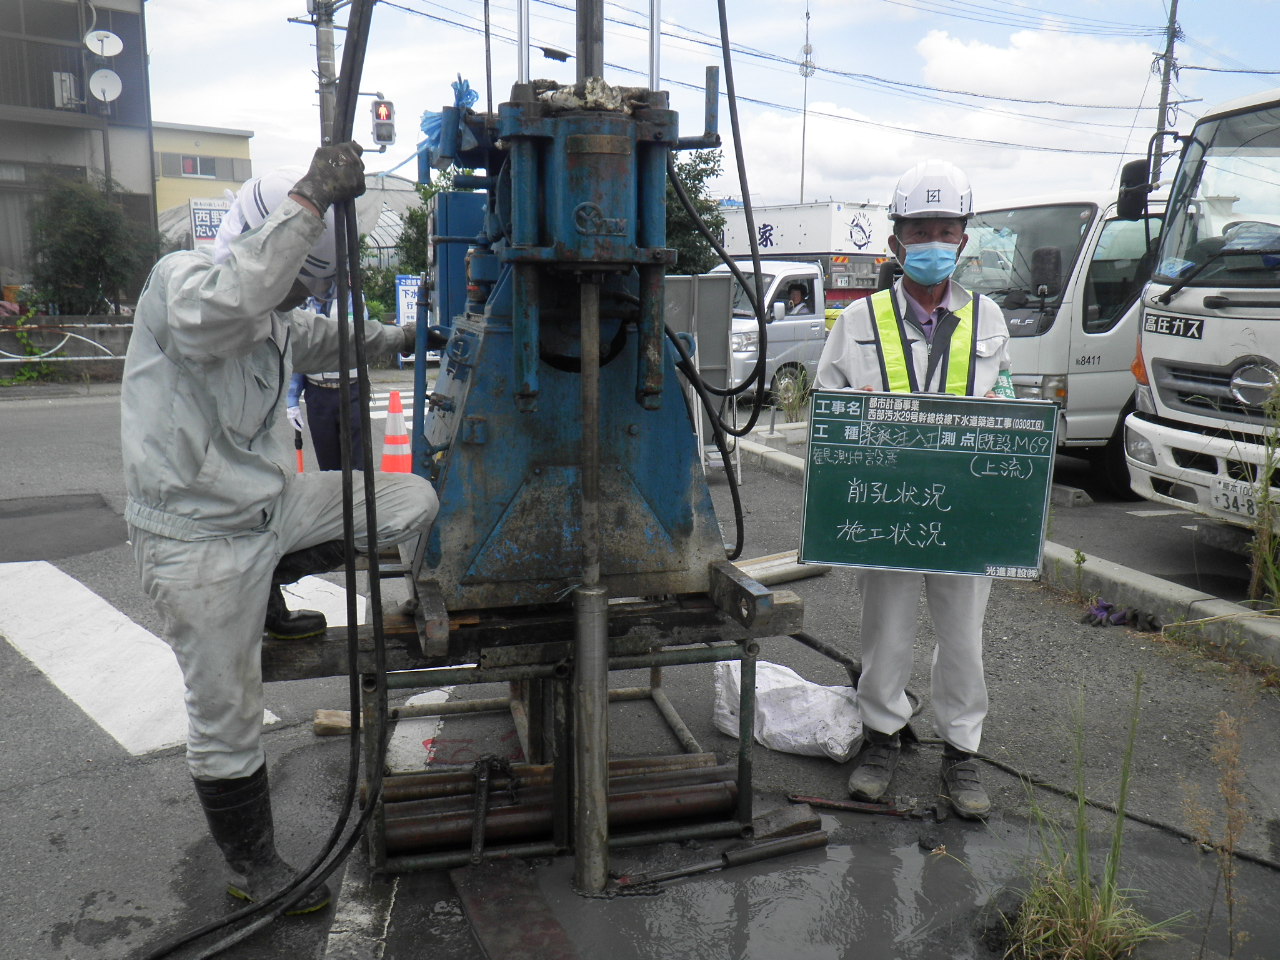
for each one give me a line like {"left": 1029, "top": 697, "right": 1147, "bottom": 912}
{"left": 799, "top": 390, "right": 1058, "bottom": 577}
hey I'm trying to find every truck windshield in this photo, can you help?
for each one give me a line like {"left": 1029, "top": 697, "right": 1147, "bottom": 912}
{"left": 1156, "top": 104, "right": 1280, "bottom": 287}
{"left": 953, "top": 203, "right": 1095, "bottom": 306}
{"left": 727, "top": 272, "right": 775, "bottom": 317}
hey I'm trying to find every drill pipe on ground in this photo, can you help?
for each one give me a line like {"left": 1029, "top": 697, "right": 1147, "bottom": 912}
{"left": 383, "top": 764, "right": 741, "bottom": 820}
{"left": 375, "top": 752, "right": 720, "bottom": 804}
{"left": 383, "top": 780, "right": 738, "bottom": 855}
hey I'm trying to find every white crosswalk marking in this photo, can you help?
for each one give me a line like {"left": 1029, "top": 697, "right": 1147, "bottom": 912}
{"left": 0, "top": 564, "right": 374, "bottom": 757}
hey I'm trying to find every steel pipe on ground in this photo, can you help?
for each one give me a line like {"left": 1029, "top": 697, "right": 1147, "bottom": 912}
{"left": 384, "top": 780, "right": 738, "bottom": 855}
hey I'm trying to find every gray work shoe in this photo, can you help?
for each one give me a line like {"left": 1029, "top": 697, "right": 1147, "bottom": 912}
{"left": 847, "top": 729, "right": 902, "bottom": 801}
{"left": 941, "top": 747, "right": 991, "bottom": 820}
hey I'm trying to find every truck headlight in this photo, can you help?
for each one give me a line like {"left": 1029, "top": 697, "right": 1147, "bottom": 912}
{"left": 1124, "top": 422, "right": 1156, "bottom": 465}
{"left": 1133, "top": 383, "right": 1155, "bottom": 415}
{"left": 731, "top": 331, "right": 758, "bottom": 352}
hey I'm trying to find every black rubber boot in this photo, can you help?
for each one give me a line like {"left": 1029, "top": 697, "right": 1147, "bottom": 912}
{"left": 193, "top": 765, "right": 332, "bottom": 915}
{"left": 265, "top": 541, "right": 347, "bottom": 640}
{"left": 264, "top": 586, "right": 327, "bottom": 640}
{"left": 940, "top": 743, "right": 991, "bottom": 820}
{"left": 847, "top": 728, "right": 902, "bottom": 802}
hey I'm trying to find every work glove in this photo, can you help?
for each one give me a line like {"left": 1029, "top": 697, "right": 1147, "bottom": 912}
{"left": 287, "top": 405, "right": 305, "bottom": 433}
{"left": 426, "top": 325, "right": 450, "bottom": 350}
{"left": 400, "top": 321, "right": 417, "bottom": 354}
{"left": 291, "top": 141, "right": 366, "bottom": 214}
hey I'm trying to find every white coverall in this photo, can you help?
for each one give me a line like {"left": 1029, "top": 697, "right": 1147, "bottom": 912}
{"left": 122, "top": 197, "right": 438, "bottom": 780}
{"left": 814, "top": 278, "right": 1010, "bottom": 753}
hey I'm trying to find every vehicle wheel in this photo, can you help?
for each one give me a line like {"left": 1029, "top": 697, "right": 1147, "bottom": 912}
{"left": 1093, "top": 417, "right": 1142, "bottom": 501}
{"left": 770, "top": 364, "right": 810, "bottom": 413}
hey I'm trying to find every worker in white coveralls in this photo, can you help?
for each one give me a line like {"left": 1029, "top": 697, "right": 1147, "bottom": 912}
{"left": 121, "top": 142, "right": 438, "bottom": 912}
{"left": 815, "top": 159, "right": 1013, "bottom": 819}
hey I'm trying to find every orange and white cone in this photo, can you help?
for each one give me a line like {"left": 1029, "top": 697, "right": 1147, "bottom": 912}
{"left": 381, "top": 390, "right": 412, "bottom": 473}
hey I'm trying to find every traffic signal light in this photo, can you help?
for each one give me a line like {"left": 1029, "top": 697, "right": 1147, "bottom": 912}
{"left": 371, "top": 99, "right": 395, "bottom": 146}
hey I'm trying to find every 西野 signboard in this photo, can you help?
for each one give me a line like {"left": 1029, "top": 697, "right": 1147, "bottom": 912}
{"left": 800, "top": 390, "right": 1058, "bottom": 578}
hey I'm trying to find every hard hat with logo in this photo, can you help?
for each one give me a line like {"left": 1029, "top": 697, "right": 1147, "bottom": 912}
{"left": 212, "top": 166, "right": 337, "bottom": 301}
{"left": 888, "top": 160, "right": 973, "bottom": 220}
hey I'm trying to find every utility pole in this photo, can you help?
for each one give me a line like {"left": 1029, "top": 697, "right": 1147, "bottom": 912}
{"left": 799, "top": 3, "right": 814, "bottom": 204}
{"left": 1152, "top": 0, "right": 1180, "bottom": 184}
{"left": 293, "top": 0, "right": 342, "bottom": 142}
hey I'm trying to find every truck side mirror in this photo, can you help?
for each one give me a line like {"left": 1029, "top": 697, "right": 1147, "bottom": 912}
{"left": 1031, "top": 246, "right": 1062, "bottom": 299}
{"left": 771, "top": 301, "right": 786, "bottom": 323}
{"left": 876, "top": 260, "right": 900, "bottom": 291}
{"left": 1116, "top": 158, "right": 1151, "bottom": 220}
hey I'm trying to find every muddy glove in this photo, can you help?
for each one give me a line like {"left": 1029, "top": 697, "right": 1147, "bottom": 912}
{"left": 398, "top": 322, "right": 417, "bottom": 354}
{"left": 291, "top": 142, "right": 366, "bottom": 214}
{"left": 286, "top": 405, "right": 305, "bottom": 433}
{"left": 1080, "top": 599, "right": 1115, "bottom": 627}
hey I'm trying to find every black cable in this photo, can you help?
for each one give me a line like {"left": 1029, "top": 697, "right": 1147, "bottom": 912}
{"left": 903, "top": 735, "right": 1280, "bottom": 874}
{"left": 138, "top": 4, "right": 387, "bottom": 957}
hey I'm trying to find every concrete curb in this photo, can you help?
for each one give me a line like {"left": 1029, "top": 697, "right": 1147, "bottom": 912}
{"left": 737, "top": 438, "right": 1280, "bottom": 670}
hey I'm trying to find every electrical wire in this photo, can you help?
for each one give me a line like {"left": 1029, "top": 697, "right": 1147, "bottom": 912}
{"left": 382, "top": 0, "right": 1164, "bottom": 154}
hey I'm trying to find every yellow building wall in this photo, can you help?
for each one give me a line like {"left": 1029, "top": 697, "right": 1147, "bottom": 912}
{"left": 153, "top": 125, "right": 253, "bottom": 213}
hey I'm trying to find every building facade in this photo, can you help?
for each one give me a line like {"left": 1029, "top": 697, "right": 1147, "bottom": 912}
{"left": 152, "top": 121, "right": 252, "bottom": 214}
{"left": 0, "top": 0, "right": 156, "bottom": 295}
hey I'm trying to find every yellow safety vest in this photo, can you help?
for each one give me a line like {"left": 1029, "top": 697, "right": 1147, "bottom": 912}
{"left": 866, "top": 288, "right": 978, "bottom": 395}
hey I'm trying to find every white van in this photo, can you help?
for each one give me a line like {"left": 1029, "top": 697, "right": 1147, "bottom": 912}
{"left": 710, "top": 259, "right": 829, "bottom": 399}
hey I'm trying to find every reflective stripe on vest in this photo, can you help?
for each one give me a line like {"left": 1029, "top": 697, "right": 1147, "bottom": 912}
{"left": 867, "top": 288, "right": 978, "bottom": 395}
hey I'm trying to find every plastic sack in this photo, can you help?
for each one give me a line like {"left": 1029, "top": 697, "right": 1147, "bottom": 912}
{"left": 712, "top": 660, "right": 862, "bottom": 763}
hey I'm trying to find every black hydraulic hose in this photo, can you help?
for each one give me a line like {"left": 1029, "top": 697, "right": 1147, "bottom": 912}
{"left": 138, "top": 4, "right": 385, "bottom": 957}
{"left": 665, "top": 157, "right": 768, "bottom": 412}
{"left": 665, "top": 324, "right": 746, "bottom": 560}
{"left": 907, "top": 735, "right": 1280, "bottom": 874}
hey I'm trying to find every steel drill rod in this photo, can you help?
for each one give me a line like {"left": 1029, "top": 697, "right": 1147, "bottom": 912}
{"left": 382, "top": 764, "right": 740, "bottom": 816}
{"left": 573, "top": 584, "right": 610, "bottom": 894}
{"left": 378, "top": 752, "right": 719, "bottom": 802}
{"left": 384, "top": 780, "right": 737, "bottom": 854}
{"left": 614, "top": 831, "right": 830, "bottom": 888}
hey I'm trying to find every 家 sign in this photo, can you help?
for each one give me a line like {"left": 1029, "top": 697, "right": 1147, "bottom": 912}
{"left": 799, "top": 390, "right": 1058, "bottom": 578}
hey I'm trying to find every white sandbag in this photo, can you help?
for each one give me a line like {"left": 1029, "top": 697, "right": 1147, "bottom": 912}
{"left": 712, "top": 660, "right": 862, "bottom": 763}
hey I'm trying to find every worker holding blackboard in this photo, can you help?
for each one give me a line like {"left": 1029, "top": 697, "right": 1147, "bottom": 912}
{"left": 814, "top": 160, "right": 1012, "bottom": 819}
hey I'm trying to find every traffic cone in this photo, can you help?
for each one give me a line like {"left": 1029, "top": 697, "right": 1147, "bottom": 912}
{"left": 381, "top": 390, "right": 412, "bottom": 473}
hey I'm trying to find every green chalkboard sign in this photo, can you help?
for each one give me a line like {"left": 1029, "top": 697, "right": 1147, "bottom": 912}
{"left": 799, "top": 390, "right": 1058, "bottom": 578}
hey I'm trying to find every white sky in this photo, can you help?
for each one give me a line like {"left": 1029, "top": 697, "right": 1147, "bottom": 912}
{"left": 144, "top": 0, "right": 1280, "bottom": 211}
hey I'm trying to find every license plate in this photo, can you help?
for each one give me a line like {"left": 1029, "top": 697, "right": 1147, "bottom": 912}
{"left": 1211, "top": 477, "right": 1262, "bottom": 519}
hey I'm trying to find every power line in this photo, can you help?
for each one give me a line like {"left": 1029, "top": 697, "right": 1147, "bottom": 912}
{"left": 871, "top": 0, "right": 1163, "bottom": 37}
{"left": 379, "top": 0, "right": 1146, "bottom": 157}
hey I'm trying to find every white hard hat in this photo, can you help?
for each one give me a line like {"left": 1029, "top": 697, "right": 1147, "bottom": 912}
{"left": 888, "top": 160, "right": 973, "bottom": 220}
{"left": 212, "top": 166, "right": 337, "bottom": 301}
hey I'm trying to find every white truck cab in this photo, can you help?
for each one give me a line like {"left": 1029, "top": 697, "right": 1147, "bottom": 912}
{"left": 1123, "top": 88, "right": 1280, "bottom": 534}
{"left": 953, "top": 195, "right": 1164, "bottom": 495}
{"left": 710, "top": 259, "right": 828, "bottom": 398}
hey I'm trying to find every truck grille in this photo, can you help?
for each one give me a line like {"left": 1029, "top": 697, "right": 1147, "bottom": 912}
{"left": 1151, "top": 359, "right": 1274, "bottom": 428}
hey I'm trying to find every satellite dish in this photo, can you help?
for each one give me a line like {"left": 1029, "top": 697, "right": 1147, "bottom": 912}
{"left": 88, "top": 69, "right": 122, "bottom": 103}
{"left": 84, "top": 29, "right": 123, "bottom": 57}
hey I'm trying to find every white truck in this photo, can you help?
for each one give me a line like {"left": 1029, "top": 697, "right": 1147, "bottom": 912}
{"left": 1121, "top": 88, "right": 1280, "bottom": 538}
{"left": 952, "top": 194, "right": 1165, "bottom": 496}
{"left": 719, "top": 201, "right": 891, "bottom": 313}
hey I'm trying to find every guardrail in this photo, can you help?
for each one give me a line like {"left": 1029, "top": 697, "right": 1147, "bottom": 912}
{"left": 0, "top": 318, "right": 132, "bottom": 373}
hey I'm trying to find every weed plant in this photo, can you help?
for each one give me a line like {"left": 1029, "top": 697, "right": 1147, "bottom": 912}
{"left": 1183, "top": 710, "right": 1251, "bottom": 958}
{"left": 1246, "top": 389, "right": 1280, "bottom": 605}
{"left": 777, "top": 366, "right": 811, "bottom": 423}
{"left": 1006, "top": 676, "right": 1182, "bottom": 959}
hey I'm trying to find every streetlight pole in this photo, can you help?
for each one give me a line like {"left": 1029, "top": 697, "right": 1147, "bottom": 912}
{"left": 799, "top": 4, "right": 814, "bottom": 203}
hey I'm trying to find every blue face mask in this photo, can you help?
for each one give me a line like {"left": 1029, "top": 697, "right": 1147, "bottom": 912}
{"left": 900, "top": 241, "right": 960, "bottom": 286}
